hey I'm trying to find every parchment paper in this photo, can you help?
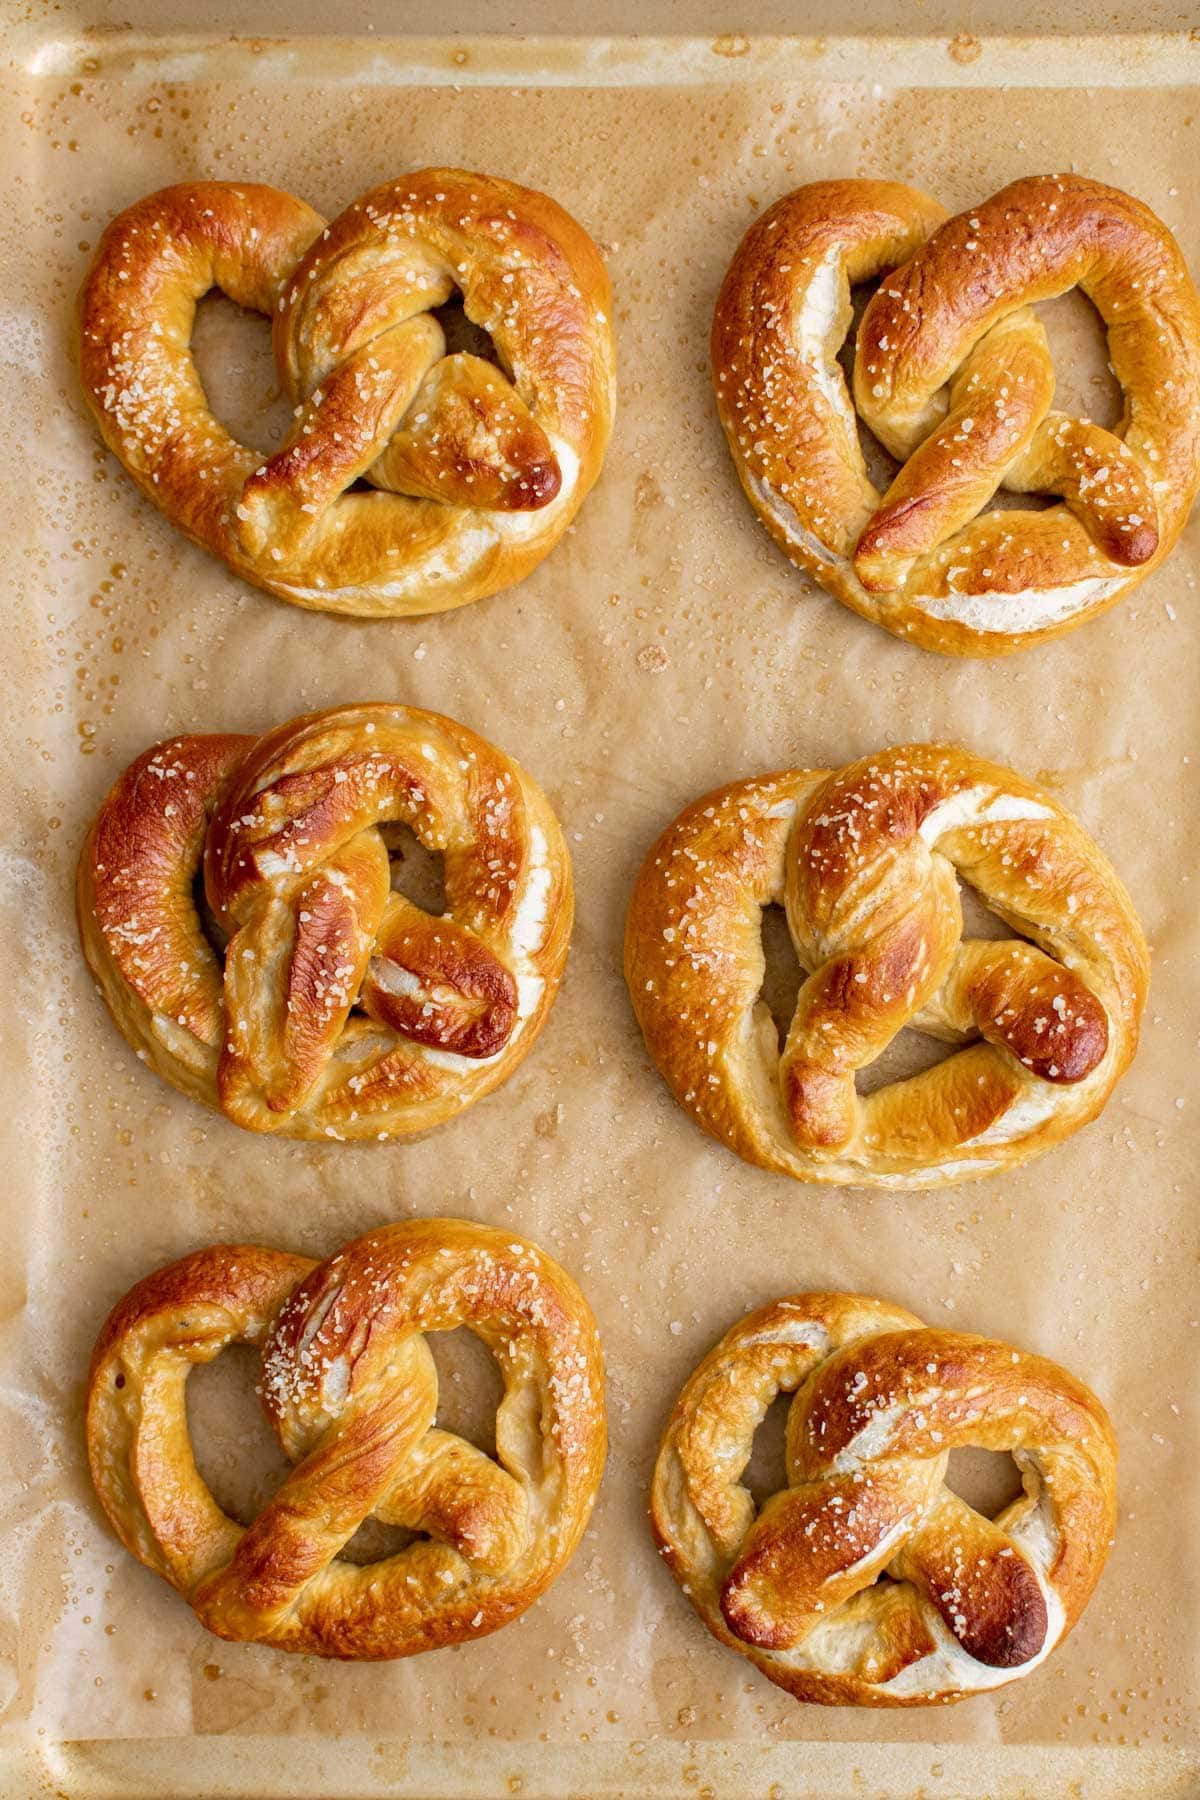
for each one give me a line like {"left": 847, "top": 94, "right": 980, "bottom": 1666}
{"left": 2, "top": 41, "right": 1198, "bottom": 1794}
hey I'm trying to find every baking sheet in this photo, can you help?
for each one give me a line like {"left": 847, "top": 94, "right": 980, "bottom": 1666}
{"left": 2, "top": 21, "right": 1198, "bottom": 1799}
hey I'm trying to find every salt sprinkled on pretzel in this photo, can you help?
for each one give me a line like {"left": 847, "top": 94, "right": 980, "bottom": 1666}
{"left": 713, "top": 175, "right": 1200, "bottom": 654}
{"left": 652, "top": 1291, "right": 1116, "bottom": 1705}
{"left": 624, "top": 744, "right": 1148, "bottom": 1188}
{"left": 77, "top": 703, "right": 572, "bottom": 1141}
{"left": 78, "top": 172, "right": 615, "bottom": 618}
{"left": 87, "top": 1218, "right": 606, "bottom": 1659}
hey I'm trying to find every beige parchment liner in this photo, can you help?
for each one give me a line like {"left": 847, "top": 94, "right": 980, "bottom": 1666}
{"left": 1, "top": 48, "right": 1198, "bottom": 1795}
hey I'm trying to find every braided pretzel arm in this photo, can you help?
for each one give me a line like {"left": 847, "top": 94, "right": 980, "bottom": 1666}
{"left": 78, "top": 173, "right": 615, "bottom": 618}
{"left": 87, "top": 1220, "right": 606, "bottom": 1659}
{"left": 713, "top": 175, "right": 1200, "bottom": 654}
{"left": 651, "top": 1294, "right": 1117, "bottom": 1706}
{"left": 78, "top": 704, "right": 572, "bottom": 1141}
{"left": 624, "top": 745, "right": 1148, "bottom": 1189}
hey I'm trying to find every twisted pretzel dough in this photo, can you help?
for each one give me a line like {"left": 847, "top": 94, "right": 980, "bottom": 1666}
{"left": 78, "top": 704, "right": 572, "bottom": 1140}
{"left": 713, "top": 175, "right": 1200, "bottom": 655}
{"left": 625, "top": 744, "right": 1147, "bottom": 1189}
{"left": 87, "top": 1218, "right": 606, "bottom": 1659}
{"left": 78, "top": 171, "right": 615, "bottom": 617}
{"left": 652, "top": 1293, "right": 1116, "bottom": 1706}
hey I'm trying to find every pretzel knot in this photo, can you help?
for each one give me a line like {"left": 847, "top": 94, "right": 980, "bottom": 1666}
{"left": 651, "top": 1293, "right": 1117, "bottom": 1705}
{"left": 77, "top": 171, "right": 615, "bottom": 617}
{"left": 713, "top": 174, "right": 1200, "bottom": 654}
{"left": 625, "top": 744, "right": 1148, "bottom": 1188}
{"left": 86, "top": 1219, "right": 606, "bottom": 1659}
{"left": 78, "top": 703, "right": 573, "bottom": 1140}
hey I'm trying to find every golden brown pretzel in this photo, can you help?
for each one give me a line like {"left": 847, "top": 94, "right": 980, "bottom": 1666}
{"left": 77, "top": 172, "right": 615, "bottom": 618}
{"left": 651, "top": 1292, "right": 1117, "bottom": 1706}
{"left": 625, "top": 744, "right": 1147, "bottom": 1188}
{"left": 87, "top": 1218, "right": 606, "bottom": 1659}
{"left": 713, "top": 175, "right": 1200, "bottom": 655}
{"left": 77, "top": 703, "right": 572, "bottom": 1140}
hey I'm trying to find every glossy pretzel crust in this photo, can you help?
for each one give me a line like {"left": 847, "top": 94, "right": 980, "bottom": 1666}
{"left": 651, "top": 1292, "right": 1117, "bottom": 1705}
{"left": 713, "top": 175, "right": 1200, "bottom": 654}
{"left": 625, "top": 744, "right": 1148, "bottom": 1188}
{"left": 77, "top": 703, "right": 573, "bottom": 1141}
{"left": 87, "top": 1218, "right": 606, "bottom": 1659}
{"left": 77, "top": 171, "right": 616, "bottom": 618}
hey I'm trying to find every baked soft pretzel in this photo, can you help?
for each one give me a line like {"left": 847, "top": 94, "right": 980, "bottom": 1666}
{"left": 77, "top": 172, "right": 615, "bottom": 617}
{"left": 651, "top": 1292, "right": 1116, "bottom": 1706}
{"left": 713, "top": 175, "right": 1200, "bottom": 655}
{"left": 87, "top": 1218, "right": 606, "bottom": 1659}
{"left": 625, "top": 744, "right": 1147, "bottom": 1188}
{"left": 78, "top": 703, "right": 572, "bottom": 1140}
